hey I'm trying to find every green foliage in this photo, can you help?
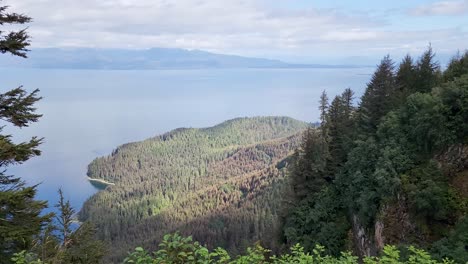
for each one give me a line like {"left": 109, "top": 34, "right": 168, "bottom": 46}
{"left": 395, "top": 54, "right": 416, "bottom": 105}
{"left": 288, "top": 128, "right": 328, "bottom": 198}
{"left": 413, "top": 45, "right": 441, "bottom": 94}
{"left": 124, "top": 234, "right": 452, "bottom": 264}
{"left": 55, "top": 188, "right": 74, "bottom": 247}
{"left": 0, "top": 5, "right": 51, "bottom": 262}
{"left": 77, "top": 48, "right": 467, "bottom": 262}
{"left": 153, "top": 233, "right": 211, "bottom": 263}
{"left": 443, "top": 51, "right": 468, "bottom": 82}
{"left": 11, "top": 251, "right": 43, "bottom": 264}
{"left": 358, "top": 55, "right": 396, "bottom": 134}
{"left": 283, "top": 49, "right": 468, "bottom": 259}
{"left": 283, "top": 88, "right": 355, "bottom": 255}
{"left": 0, "top": 4, "right": 32, "bottom": 58}
{"left": 17, "top": 190, "right": 108, "bottom": 264}
{"left": 60, "top": 222, "right": 107, "bottom": 264}
{"left": 283, "top": 187, "right": 349, "bottom": 256}
{"left": 402, "top": 162, "right": 457, "bottom": 221}
{"left": 431, "top": 217, "right": 468, "bottom": 263}
{"left": 80, "top": 117, "right": 308, "bottom": 261}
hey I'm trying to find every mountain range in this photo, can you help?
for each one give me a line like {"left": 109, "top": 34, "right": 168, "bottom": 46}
{"left": 0, "top": 47, "right": 367, "bottom": 70}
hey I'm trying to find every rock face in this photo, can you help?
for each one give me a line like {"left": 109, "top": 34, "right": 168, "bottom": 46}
{"left": 436, "top": 144, "right": 468, "bottom": 175}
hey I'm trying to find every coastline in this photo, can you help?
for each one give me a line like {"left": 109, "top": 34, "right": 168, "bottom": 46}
{"left": 87, "top": 177, "right": 115, "bottom": 186}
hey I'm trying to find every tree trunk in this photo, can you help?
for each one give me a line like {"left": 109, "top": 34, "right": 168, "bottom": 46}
{"left": 374, "top": 218, "right": 385, "bottom": 252}
{"left": 351, "top": 214, "right": 374, "bottom": 258}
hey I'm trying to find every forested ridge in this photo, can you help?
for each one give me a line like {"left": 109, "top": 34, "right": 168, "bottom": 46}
{"left": 283, "top": 48, "right": 468, "bottom": 263}
{"left": 79, "top": 116, "right": 309, "bottom": 262}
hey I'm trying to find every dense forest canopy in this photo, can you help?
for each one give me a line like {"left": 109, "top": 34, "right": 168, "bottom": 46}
{"left": 283, "top": 49, "right": 468, "bottom": 263}
{"left": 80, "top": 116, "right": 309, "bottom": 262}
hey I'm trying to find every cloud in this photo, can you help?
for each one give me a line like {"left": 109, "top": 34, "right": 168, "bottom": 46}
{"left": 410, "top": 0, "right": 468, "bottom": 16}
{"left": 2, "top": 0, "right": 383, "bottom": 50}
{"left": 320, "top": 29, "right": 378, "bottom": 41}
{"left": 2, "top": 0, "right": 468, "bottom": 61}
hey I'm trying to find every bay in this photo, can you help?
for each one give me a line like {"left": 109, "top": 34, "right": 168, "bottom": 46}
{"left": 1, "top": 67, "right": 373, "bottom": 213}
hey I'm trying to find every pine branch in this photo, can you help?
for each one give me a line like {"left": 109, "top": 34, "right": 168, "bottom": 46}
{"left": 0, "top": 134, "right": 42, "bottom": 167}
{"left": 0, "top": 5, "right": 32, "bottom": 25}
{"left": 0, "top": 87, "right": 42, "bottom": 127}
{"left": 0, "top": 29, "right": 30, "bottom": 57}
{"left": 0, "top": 3, "right": 32, "bottom": 57}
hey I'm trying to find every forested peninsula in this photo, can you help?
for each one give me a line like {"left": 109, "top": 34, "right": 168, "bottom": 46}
{"left": 79, "top": 117, "right": 309, "bottom": 262}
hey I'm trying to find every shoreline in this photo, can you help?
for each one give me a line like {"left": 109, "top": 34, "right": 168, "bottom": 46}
{"left": 87, "top": 177, "right": 115, "bottom": 186}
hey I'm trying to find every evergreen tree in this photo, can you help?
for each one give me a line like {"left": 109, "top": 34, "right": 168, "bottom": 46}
{"left": 33, "top": 222, "right": 60, "bottom": 263}
{"left": 358, "top": 55, "right": 396, "bottom": 135}
{"left": 0, "top": 3, "right": 50, "bottom": 261}
{"left": 319, "top": 90, "right": 329, "bottom": 140}
{"left": 395, "top": 54, "right": 415, "bottom": 105}
{"left": 326, "top": 89, "right": 355, "bottom": 178}
{"left": 327, "top": 96, "right": 345, "bottom": 176}
{"left": 61, "top": 222, "right": 107, "bottom": 264}
{"left": 341, "top": 88, "right": 354, "bottom": 118}
{"left": 55, "top": 189, "right": 74, "bottom": 248}
{"left": 443, "top": 50, "right": 468, "bottom": 82}
{"left": 414, "top": 45, "right": 441, "bottom": 93}
{"left": 290, "top": 128, "right": 328, "bottom": 198}
{"left": 30, "top": 190, "right": 107, "bottom": 263}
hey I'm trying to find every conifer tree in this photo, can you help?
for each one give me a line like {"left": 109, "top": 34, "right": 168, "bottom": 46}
{"left": 358, "top": 55, "right": 396, "bottom": 134}
{"left": 291, "top": 128, "right": 328, "bottom": 197}
{"left": 443, "top": 50, "right": 468, "bottom": 82}
{"left": 395, "top": 54, "right": 415, "bottom": 105}
{"left": 56, "top": 189, "right": 74, "bottom": 248}
{"left": 319, "top": 90, "right": 329, "bottom": 139}
{"left": 326, "top": 89, "right": 355, "bottom": 178}
{"left": 414, "top": 45, "right": 441, "bottom": 93}
{"left": 52, "top": 189, "right": 106, "bottom": 263}
{"left": 0, "top": 3, "right": 50, "bottom": 261}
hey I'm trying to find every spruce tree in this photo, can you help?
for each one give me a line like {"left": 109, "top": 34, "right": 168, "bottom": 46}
{"left": 327, "top": 96, "right": 345, "bottom": 176}
{"left": 56, "top": 189, "right": 74, "bottom": 248}
{"left": 414, "top": 45, "right": 441, "bottom": 93}
{"left": 0, "top": 3, "right": 50, "bottom": 261}
{"left": 319, "top": 90, "right": 329, "bottom": 139}
{"left": 395, "top": 54, "right": 415, "bottom": 105}
{"left": 45, "top": 189, "right": 106, "bottom": 264}
{"left": 358, "top": 55, "right": 396, "bottom": 134}
{"left": 326, "top": 89, "right": 355, "bottom": 178}
{"left": 443, "top": 50, "right": 468, "bottom": 82}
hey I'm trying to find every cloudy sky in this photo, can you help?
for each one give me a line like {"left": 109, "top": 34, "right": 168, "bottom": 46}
{"left": 4, "top": 0, "right": 468, "bottom": 63}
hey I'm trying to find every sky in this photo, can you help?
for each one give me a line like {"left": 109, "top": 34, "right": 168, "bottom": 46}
{"left": 4, "top": 0, "right": 468, "bottom": 64}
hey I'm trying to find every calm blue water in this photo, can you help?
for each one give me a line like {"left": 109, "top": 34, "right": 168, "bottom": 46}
{"left": 1, "top": 67, "right": 373, "bottom": 213}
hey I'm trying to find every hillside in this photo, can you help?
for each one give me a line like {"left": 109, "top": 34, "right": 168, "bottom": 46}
{"left": 282, "top": 49, "right": 468, "bottom": 263}
{"left": 79, "top": 116, "right": 309, "bottom": 262}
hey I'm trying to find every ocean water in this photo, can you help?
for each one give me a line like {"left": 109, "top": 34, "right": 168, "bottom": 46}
{"left": 1, "top": 67, "right": 373, "bottom": 213}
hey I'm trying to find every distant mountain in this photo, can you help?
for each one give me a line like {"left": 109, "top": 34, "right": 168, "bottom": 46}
{"left": 0, "top": 47, "right": 367, "bottom": 70}
{"left": 79, "top": 116, "right": 309, "bottom": 262}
